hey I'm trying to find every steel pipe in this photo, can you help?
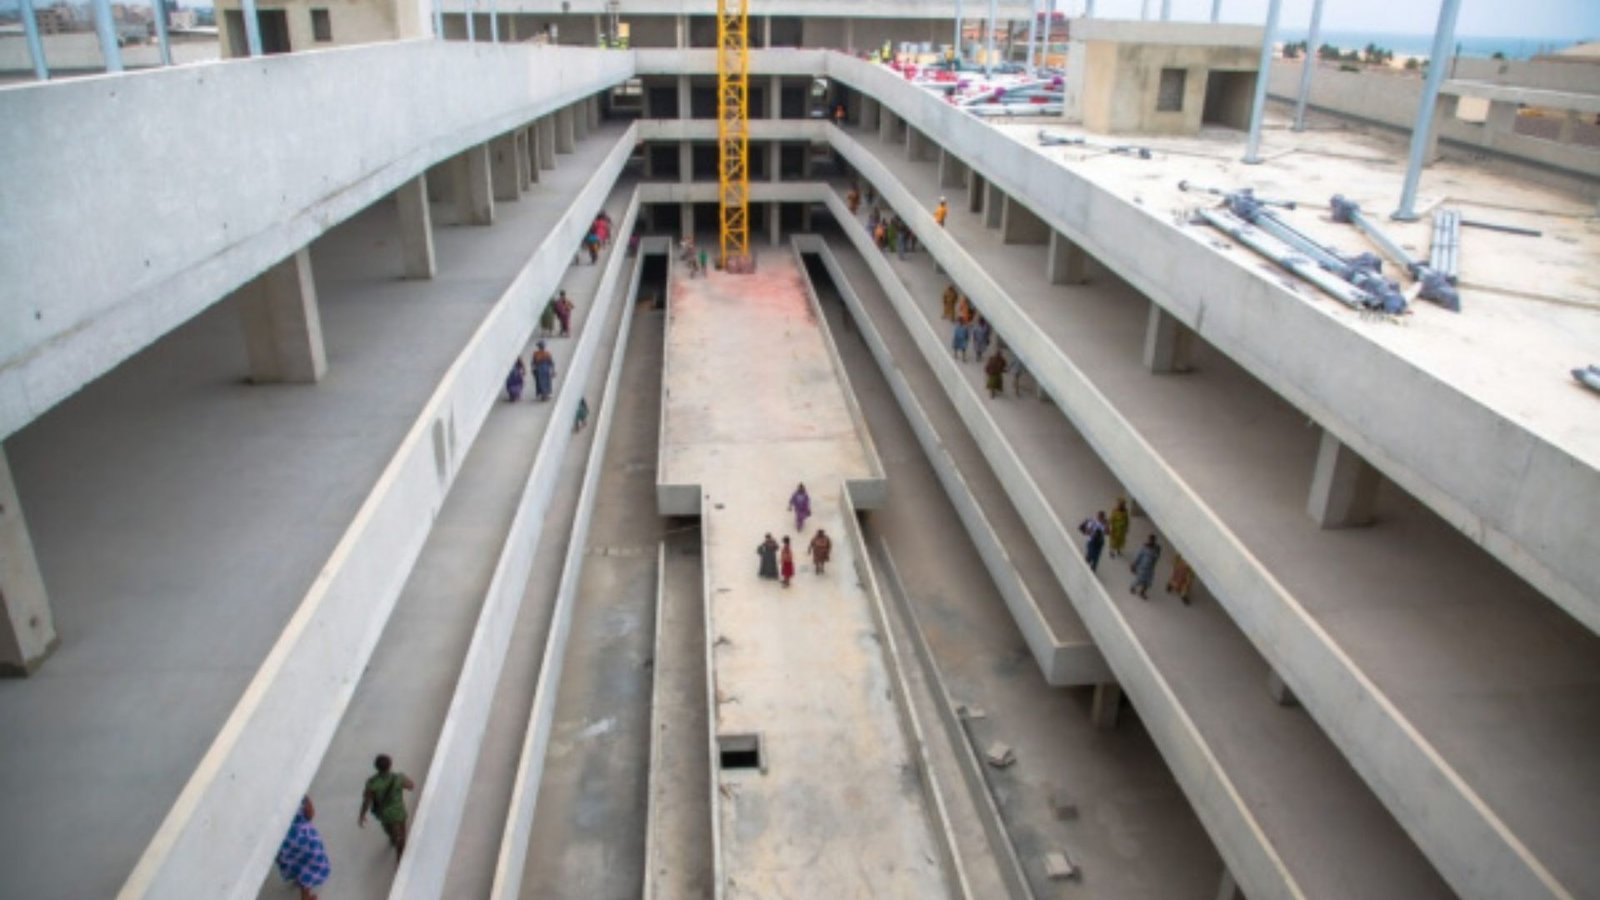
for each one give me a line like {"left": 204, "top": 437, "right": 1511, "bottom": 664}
{"left": 1242, "top": 0, "right": 1283, "bottom": 164}
{"left": 1394, "top": 0, "right": 1464, "bottom": 220}
{"left": 1292, "top": 0, "right": 1324, "bottom": 132}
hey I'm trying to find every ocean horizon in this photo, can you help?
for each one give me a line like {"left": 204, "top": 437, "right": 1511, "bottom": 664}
{"left": 1275, "top": 28, "right": 1590, "bottom": 60}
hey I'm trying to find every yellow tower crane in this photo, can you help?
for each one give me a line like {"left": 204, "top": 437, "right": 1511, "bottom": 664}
{"left": 716, "top": 0, "right": 751, "bottom": 272}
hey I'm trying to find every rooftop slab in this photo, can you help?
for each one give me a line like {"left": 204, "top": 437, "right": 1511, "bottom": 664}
{"left": 659, "top": 252, "right": 949, "bottom": 898}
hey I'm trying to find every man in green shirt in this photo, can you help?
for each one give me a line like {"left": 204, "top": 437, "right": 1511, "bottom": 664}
{"left": 359, "top": 754, "right": 416, "bottom": 861}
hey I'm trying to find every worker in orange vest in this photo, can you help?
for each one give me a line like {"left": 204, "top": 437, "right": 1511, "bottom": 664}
{"left": 934, "top": 197, "right": 949, "bottom": 227}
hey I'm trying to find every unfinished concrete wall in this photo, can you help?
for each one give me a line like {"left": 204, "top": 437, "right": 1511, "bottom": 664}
{"left": 1078, "top": 26, "right": 1261, "bottom": 135}
{"left": 0, "top": 41, "right": 630, "bottom": 442}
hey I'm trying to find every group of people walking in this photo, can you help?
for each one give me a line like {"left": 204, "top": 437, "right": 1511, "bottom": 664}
{"left": 944, "top": 285, "right": 1017, "bottom": 399}
{"left": 1079, "top": 498, "right": 1196, "bottom": 603}
{"left": 756, "top": 484, "right": 832, "bottom": 588}
{"left": 580, "top": 211, "right": 613, "bottom": 265}
{"left": 273, "top": 754, "right": 417, "bottom": 899}
{"left": 506, "top": 340, "right": 558, "bottom": 403}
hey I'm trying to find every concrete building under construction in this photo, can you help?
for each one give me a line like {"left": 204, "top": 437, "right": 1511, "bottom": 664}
{"left": 1, "top": 1, "right": 1598, "bottom": 899}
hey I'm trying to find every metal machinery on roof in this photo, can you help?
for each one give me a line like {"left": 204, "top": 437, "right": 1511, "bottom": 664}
{"left": 716, "top": 0, "right": 751, "bottom": 271}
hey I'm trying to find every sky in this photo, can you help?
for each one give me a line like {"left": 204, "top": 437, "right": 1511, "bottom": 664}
{"left": 1081, "top": 0, "right": 1600, "bottom": 39}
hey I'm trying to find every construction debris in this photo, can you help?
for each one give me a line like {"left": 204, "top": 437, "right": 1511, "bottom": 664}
{"left": 985, "top": 742, "right": 1016, "bottom": 768}
{"left": 1574, "top": 365, "right": 1600, "bottom": 395}
{"left": 1039, "top": 129, "right": 1152, "bottom": 159}
{"left": 1044, "top": 850, "right": 1080, "bottom": 880}
{"left": 1430, "top": 209, "right": 1461, "bottom": 286}
{"left": 1331, "top": 195, "right": 1459, "bottom": 311}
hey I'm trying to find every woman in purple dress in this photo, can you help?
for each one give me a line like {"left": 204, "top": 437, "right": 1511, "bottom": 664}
{"left": 505, "top": 357, "right": 526, "bottom": 402}
{"left": 531, "top": 342, "right": 556, "bottom": 401}
{"left": 788, "top": 483, "right": 811, "bottom": 532}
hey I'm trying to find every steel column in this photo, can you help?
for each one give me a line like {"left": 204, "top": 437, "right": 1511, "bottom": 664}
{"left": 1241, "top": 0, "right": 1283, "bottom": 164}
{"left": 19, "top": 0, "right": 48, "bottom": 80}
{"left": 1394, "top": 0, "right": 1464, "bottom": 220}
{"left": 92, "top": 0, "right": 123, "bottom": 71}
{"left": 1292, "top": 0, "right": 1325, "bottom": 131}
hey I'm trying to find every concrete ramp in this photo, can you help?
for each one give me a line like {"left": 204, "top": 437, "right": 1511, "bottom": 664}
{"left": 656, "top": 250, "right": 951, "bottom": 898}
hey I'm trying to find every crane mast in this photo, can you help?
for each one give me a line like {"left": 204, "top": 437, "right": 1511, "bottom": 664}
{"left": 716, "top": 0, "right": 751, "bottom": 271}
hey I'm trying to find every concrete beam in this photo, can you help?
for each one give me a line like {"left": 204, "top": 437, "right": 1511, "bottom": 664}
{"left": 235, "top": 248, "right": 326, "bottom": 384}
{"left": 1143, "top": 302, "right": 1194, "bottom": 374}
{"left": 1048, "top": 229, "right": 1089, "bottom": 284}
{"left": 394, "top": 174, "right": 436, "bottom": 280}
{"left": 1001, "top": 194, "right": 1049, "bottom": 245}
{"left": 984, "top": 181, "right": 1003, "bottom": 230}
{"left": 1090, "top": 681, "right": 1122, "bottom": 730}
{"left": 0, "top": 444, "right": 57, "bottom": 676}
{"left": 937, "top": 148, "right": 967, "bottom": 189}
{"left": 490, "top": 133, "right": 520, "bottom": 202}
{"left": 460, "top": 143, "right": 495, "bottom": 225}
{"left": 1307, "top": 429, "right": 1381, "bottom": 528}
{"left": 556, "top": 106, "right": 577, "bottom": 153}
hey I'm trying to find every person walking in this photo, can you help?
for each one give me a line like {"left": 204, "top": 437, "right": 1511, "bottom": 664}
{"left": 1108, "top": 499, "right": 1130, "bottom": 559}
{"left": 952, "top": 320, "right": 970, "bottom": 362}
{"left": 756, "top": 533, "right": 780, "bottom": 580}
{"left": 847, "top": 186, "right": 861, "bottom": 214}
{"left": 808, "top": 529, "right": 832, "bottom": 575}
{"left": 934, "top": 197, "right": 949, "bottom": 228}
{"left": 984, "top": 350, "right": 1009, "bottom": 398}
{"left": 788, "top": 483, "right": 811, "bottom": 532}
{"left": 957, "top": 294, "right": 974, "bottom": 325}
{"left": 1130, "top": 535, "right": 1162, "bottom": 599}
{"left": 941, "top": 284, "right": 959, "bottom": 321}
{"left": 505, "top": 357, "right": 526, "bottom": 402}
{"left": 553, "top": 290, "right": 575, "bottom": 337}
{"left": 573, "top": 396, "right": 589, "bottom": 432}
{"left": 539, "top": 300, "right": 557, "bottom": 338}
{"left": 1166, "top": 553, "right": 1195, "bottom": 605}
{"left": 531, "top": 341, "right": 556, "bottom": 401}
{"left": 276, "top": 796, "right": 331, "bottom": 900}
{"left": 1080, "top": 511, "right": 1108, "bottom": 572}
{"left": 698, "top": 246, "right": 709, "bottom": 276}
{"left": 972, "top": 317, "right": 992, "bottom": 361}
{"left": 359, "top": 754, "right": 416, "bottom": 861}
{"left": 779, "top": 536, "right": 796, "bottom": 587}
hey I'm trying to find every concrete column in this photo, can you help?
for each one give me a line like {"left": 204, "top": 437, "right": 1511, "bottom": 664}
{"left": 681, "top": 202, "right": 696, "bottom": 236}
{"left": 573, "top": 100, "right": 591, "bottom": 140}
{"left": 769, "top": 141, "right": 782, "bottom": 182}
{"left": 1048, "top": 229, "right": 1089, "bottom": 284}
{"left": 845, "top": 16, "right": 855, "bottom": 52}
{"left": 1557, "top": 109, "right": 1579, "bottom": 144}
{"left": 1090, "top": 682, "right": 1122, "bottom": 730}
{"left": 514, "top": 130, "right": 531, "bottom": 190}
{"left": 678, "top": 75, "right": 691, "bottom": 120}
{"left": 984, "top": 181, "right": 1003, "bottom": 229}
{"left": 762, "top": 14, "right": 772, "bottom": 47}
{"left": 968, "top": 171, "right": 986, "bottom": 214}
{"left": 1419, "top": 93, "right": 1458, "bottom": 164}
{"left": 490, "top": 133, "right": 519, "bottom": 202}
{"left": 588, "top": 95, "right": 601, "bottom": 131}
{"left": 556, "top": 106, "right": 577, "bottom": 153}
{"left": 1216, "top": 869, "right": 1245, "bottom": 900}
{"left": 236, "top": 248, "right": 326, "bottom": 384}
{"left": 0, "top": 445, "right": 57, "bottom": 676}
{"left": 1485, "top": 99, "right": 1518, "bottom": 136}
{"left": 1143, "top": 303, "right": 1194, "bottom": 373}
{"left": 860, "top": 95, "right": 881, "bottom": 131}
{"left": 460, "top": 143, "right": 494, "bottom": 225}
{"left": 938, "top": 148, "right": 967, "bottom": 188}
{"left": 680, "top": 140, "right": 694, "bottom": 184}
{"left": 1002, "top": 195, "right": 1049, "bottom": 244}
{"left": 394, "top": 174, "right": 436, "bottom": 280}
{"left": 770, "top": 75, "right": 781, "bottom": 119}
{"left": 801, "top": 205, "right": 813, "bottom": 232}
{"left": 1267, "top": 668, "right": 1299, "bottom": 707}
{"left": 1307, "top": 429, "right": 1381, "bottom": 528}
{"left": 879, "top": 108, "right": 898, "bottom": 144}
{"left": 538, "top": 116, "right": 557, "bottom": 170}
{"left": 768, "top": 202, "right": 782, "bottom": 247}
{"left": 675, "top": 13, "right": 686, "bottom": 47}
{"left": 906, "top": 125, "right": 929, "bottom": 161}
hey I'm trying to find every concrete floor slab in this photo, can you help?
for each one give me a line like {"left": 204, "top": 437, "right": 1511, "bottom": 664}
{"left": 660, "top": 252, "right": 948, "bottom": 898}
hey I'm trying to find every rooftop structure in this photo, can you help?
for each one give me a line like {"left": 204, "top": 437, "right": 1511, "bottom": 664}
{"left": 1, "top": 5, "right": 1598, "bottom": 900}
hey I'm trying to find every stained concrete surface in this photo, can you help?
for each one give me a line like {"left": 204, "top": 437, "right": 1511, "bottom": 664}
{"left": 841, "top": 121, "right": 1600, "bottom": 891}
{"left": 660, "top": 252, "right": 949, "bottom": 898}
{"left": 0, "top": 125, "right": 629, "bottom": 900}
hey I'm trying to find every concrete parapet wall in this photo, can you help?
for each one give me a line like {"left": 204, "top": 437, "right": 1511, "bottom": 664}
{"left": 826, "top": 116, "right": 1574, "bottom": 899}
{"left": 635, "top": 47, "right": 830, "bottom": 76}
{"left": 840, "top": 484, "right": 973, "bottom": 897}
{"left": 811, "top": 178, "right": 1304, "bottom": 900}
{"left": 0, "top": 40, "right": 629, "bottom": 441}
{"left": 1264, "top": 59, "right": 1600, "bottom": 181}
{"left": 826, "top": 50, "right": 1600, "bottom": 650}
{"left": 795, "top": 233, "right": 1108, "bottom": 687}
{"left": 116, "top": 124, "right": 636, "bottom": 900}
{"left": 484, "top": 213, "right": 648, "bottom": 900}
{"left": 472, "top": 0, "right": 1029, "bottom": 19}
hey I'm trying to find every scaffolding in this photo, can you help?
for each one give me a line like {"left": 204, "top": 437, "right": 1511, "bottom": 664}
{"left": 716, "top": 0, "right": 751, "bottom": 271}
